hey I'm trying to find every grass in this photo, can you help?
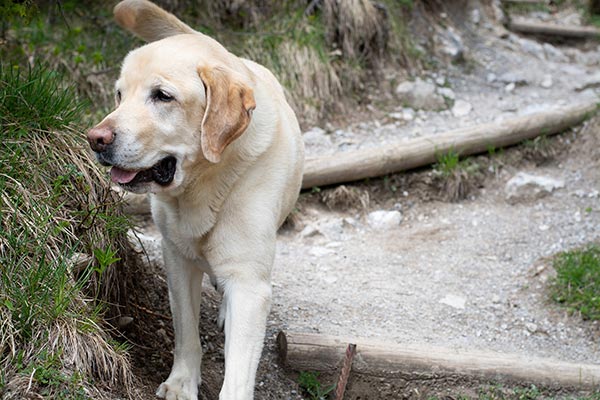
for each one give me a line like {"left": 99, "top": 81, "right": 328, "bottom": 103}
{"left": 521, "top": 135, "right": 558, "bottom": 165}
{"left": 551, "top": 244, "right": 600, "bottom": 320}
{"left": 1, "top": 1, "right": 138, "bottom": 121}
{"left": 432, "top": 148, "right": 481, "bottom": 202}
{"left": 297, "top": 371, "right": 335, "bottom": 400}
{"left": 0, "top": 62, "right": 135, "bottom": 398}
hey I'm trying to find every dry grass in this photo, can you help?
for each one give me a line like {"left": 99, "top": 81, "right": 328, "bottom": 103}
{"left": 267, "top": 41, "right": 342, "bottom": 123}
{"left": 151, "top": 0, "right": 413, "bottom": 125}
{"left": 0, "top": 63, "right": 137, "bottom": 398}
{"left": 321, "top": 184, "right": 370, "bottom": 211}
{"left": 323, "top": 0, "right": 387, "bottom": 64}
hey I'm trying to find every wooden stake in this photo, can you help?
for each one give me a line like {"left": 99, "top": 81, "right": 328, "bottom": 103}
{"left": 302, "top": 101, "right": 597, "bottom": 189}
{"left": 277, "top": 331, "right": 600, "bottom": 389}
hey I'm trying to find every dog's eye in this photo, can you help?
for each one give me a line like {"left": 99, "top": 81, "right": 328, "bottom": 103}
{"left": 152, "top": 89, "right": 175, "bottom": 103}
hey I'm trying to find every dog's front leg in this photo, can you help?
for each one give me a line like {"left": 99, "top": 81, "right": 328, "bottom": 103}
{"left": 157, "top": 240, "right": 204, "bottom": 400}
{"left": 217, "top": 270, "right": 272, "bottom": 400}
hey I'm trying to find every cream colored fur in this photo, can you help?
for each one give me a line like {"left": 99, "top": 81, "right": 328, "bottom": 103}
{"left": 91, "top": 1, "right": 304, "bottom": 399}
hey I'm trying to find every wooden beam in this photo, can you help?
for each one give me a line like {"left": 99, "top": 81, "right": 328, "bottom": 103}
{"left": 278, "top": 331, "right": 600, "bottom": 389}
{"left": 501, "top": 0, "right": 546, "bottom": 4}
{"left": 508, "top": 19, "right": 600, "bottom": 39}
{"left": 301, "top": 101, "right": 598, "bottom": 189}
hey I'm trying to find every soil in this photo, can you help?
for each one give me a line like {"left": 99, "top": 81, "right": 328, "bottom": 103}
{"left": 120, "top": 2, "right": 600, "bottom": 399}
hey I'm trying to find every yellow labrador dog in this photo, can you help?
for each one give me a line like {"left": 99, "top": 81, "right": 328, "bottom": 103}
{"left": 86, "top": 1, "right": 304, "bottom": 398}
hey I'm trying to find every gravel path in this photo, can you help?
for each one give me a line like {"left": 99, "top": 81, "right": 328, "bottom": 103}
{"left": 271, "top": 140, "right": 600, "bottom": 364}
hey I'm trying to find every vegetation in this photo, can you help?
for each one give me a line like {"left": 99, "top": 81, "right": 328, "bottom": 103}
{"left": 551, "top": 244, "right": 600, "bottom": 321}
{"left": 0, "top": 62, "right": 134, "bottom": 398}
{"left": 297, "top": 371, "right": 335, "bottom": 400}
{"left": 432, "top": 148, "right": 481, "bottom": 202}
{"left": 3, "top": 0, "right": 419, "bottom": 126}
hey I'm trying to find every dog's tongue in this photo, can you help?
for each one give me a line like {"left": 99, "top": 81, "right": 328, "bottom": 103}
{"left": 110, "top": 167, "right": 138, "bottom": 184}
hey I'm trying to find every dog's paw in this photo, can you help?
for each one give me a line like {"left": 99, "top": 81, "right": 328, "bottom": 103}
{"left": 156, "top": 377, "right": 198, "bottom": 400}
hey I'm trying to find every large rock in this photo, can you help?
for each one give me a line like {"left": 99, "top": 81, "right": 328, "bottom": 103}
{"left": 395, "top": 78, "right": 446, "bottom": 111}
{"left": 505, "top": 172, "right": 565, "bottom": 203}
{"left": 367, "top": 210, "right": 403, "bottom": 230}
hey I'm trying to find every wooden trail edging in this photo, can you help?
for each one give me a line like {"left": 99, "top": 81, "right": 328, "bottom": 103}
{"left": 278, "top": 331, "right": 600, "bottom": 389}
{"left": 508, "top": 19, "right": 600, "bottom": 39}
{"left": 301, "top": 101, "right": 598, "bottom": 189}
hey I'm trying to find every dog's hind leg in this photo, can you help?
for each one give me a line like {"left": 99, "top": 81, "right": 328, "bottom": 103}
{"left": 157, "top": 240, "right": 205, "bottom": 400}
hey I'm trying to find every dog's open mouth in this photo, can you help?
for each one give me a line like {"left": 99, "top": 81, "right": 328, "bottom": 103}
{"left": 110, "top": 156, "right": 176, "bottom": 187}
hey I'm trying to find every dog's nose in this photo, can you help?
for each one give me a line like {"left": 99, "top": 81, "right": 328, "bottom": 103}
{"left": 87, "top": 126, "right": 115, "bottom": 152}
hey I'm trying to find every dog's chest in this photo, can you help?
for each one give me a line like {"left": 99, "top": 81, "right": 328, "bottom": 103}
{"left": 152, "top": 197, "right": 214, "bottom": 263}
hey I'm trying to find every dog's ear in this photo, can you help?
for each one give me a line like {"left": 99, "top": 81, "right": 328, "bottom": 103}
{"left": 114, "top": 0, "right": 196, "bottom": 42}
{"left": 198, "top": 66, "right": 256, "bottom": 163}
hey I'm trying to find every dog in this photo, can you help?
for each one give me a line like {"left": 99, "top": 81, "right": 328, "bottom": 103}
{"left": 86, "top": 1, "right": 304, "bottom": 398}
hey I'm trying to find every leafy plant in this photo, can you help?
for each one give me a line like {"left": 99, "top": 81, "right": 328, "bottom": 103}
{"left": 298, "top": 371, "right": 335, "bottom": 400}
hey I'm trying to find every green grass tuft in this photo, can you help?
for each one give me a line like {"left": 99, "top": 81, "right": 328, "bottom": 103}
{"left": 0, "top": 63, "right": 87, "bottom": 131}
{"left": 551, "top": 244, "right": 600, "bottom": 320}
{"left": 297, "top": 371, "right": 335, "bottom": 400}
{"left": 432, "top": 148, "right": 481, "bottom": 202}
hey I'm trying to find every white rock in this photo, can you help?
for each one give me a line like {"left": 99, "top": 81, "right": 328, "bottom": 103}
{"left": 452, "top": 100, "right": 472, "bottom": 117}
{"left": 395, "top": 81, "right": 415, "bottom": 97}
{"left": 525, "top": 322, "right": 538, "bottom": 333}
{"left": 505, "top": 172, "right": 565, "bottom": 203}
{"left": 471, "top": 8, "right": 481, "bottom": 25}
{"left": 367, "top": 210, "right": 403, "bottom": 230}
{"left": 487, "top": 72, "right": 497, "bottom": 83}
{"left": 395, "top": 78, "right": 445, "bottom": 110}
{"left": 309, "top": 246, "right": 335, "bottom": 257}
{"left": 437, "top": 87, "right": 455, "bottom": 101}
{"left": 541, "top": 74, "right": 553, "bottom": 89}
{"left": 401, "top": 108, "right": 415, "bottom": 121}
{"left": 505, "top": 82, "right": 515, "bottom": 93}
{"left": 439, "top": 294, "right": 466, "bottom": 309}
{"left": 300, "top": 224, "right": 319, "bottom": 238}
{"left": 439, "top": 27, "right": 465, "bottom": 62}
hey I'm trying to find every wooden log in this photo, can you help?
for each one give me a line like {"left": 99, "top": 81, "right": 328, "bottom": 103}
{"left": 501, "top": 0, "right": 546, "bottom": 4}
{"left": 301, "top": 101, "right": 598, "bottom": 189}
{"left": 508, "top": 19, "right": 600, "bottom": 39}
{"left": 277, "top": 331, "right": 600, "bottom": 389}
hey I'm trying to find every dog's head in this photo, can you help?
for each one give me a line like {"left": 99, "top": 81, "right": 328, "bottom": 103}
{"left": 88, "top": 30, "right": 255, "bottom": 194}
